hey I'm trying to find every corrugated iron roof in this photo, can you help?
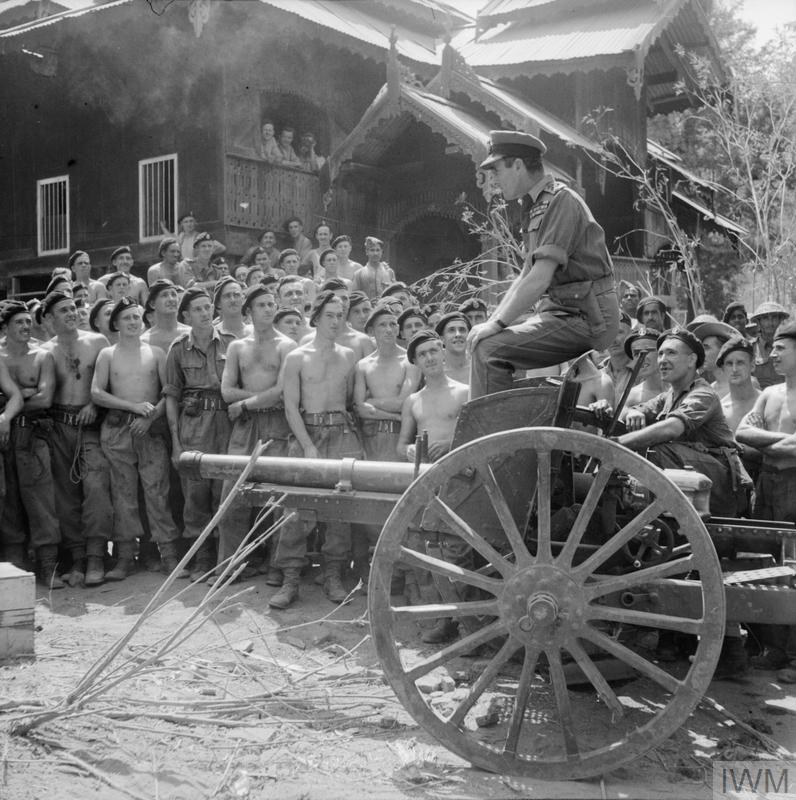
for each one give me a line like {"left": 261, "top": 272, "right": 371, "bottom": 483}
{"left": 0, "top": 0, "right": 128, "bottom": 37}
{"left": 259, "top": 0, "right": 442, "bottom": 64}
{"left": 671, "top": 190, "right": 746, "bottom": 236}
{"left": 457, "top": 0, "right": 688, "bottom": 67}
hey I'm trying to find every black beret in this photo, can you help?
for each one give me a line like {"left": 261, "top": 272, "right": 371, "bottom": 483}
{"left": 89, "top": 298, "right": 114, "bottom": 331}
{"left": 774, "top": 320, "right": 796, "bottom": 341}
{"left": 106, "top": 271, "right": 129, "bottom": 289}
{"left": 309, "top": 289, "right": 343, "bottom": 327}
{"left": 722, "top": 301, "right": 747, "bottom": 324}
{"left": 0, "top": 301, "right": 30, "bottom": 327}
{"left": 67, "top": 250, "right": 88, "bottom": 269}
{"left": 242, "top": 283, "right": 274, "bottom": 315}
{"left": 213, "top": 275, "right": 240, "bottom": 307}
{"left": 260, "top": 275, "right": 279, "bottom": 289}
{"left": 716, "top": 335, "right": 754, "bottom": 367}
{"left": 434, "top": 312, "right": 471, "bottom": 336}
{"left": 178, "top": 288, "right": 211, "bottom": 319}
{"left": 321, "top": 278, "right": 348, "bottom": 293}
{"left": 41, "top": 291, "right": 73, "bottom": 318}
{"left": 147, "top": 278, "right": 177, "bottom": 307}
{"left": 177, "top": 211, "right": 195, "bottom": 224}
{"left": 193, "top": 232, "right": 212, "bottom": 248}
{"left": 397, "top": 307, "right": 427, "bottom": 331}
{"left": 278, "top": 248, "right": 299, "bottom": 266}
{"left": 318, "top": 248, "right": 336, "bottom": 267}
{"left": 406, "top": 330, "right": 441, "bottom": 365}
{"left": 347, "top": 291, "right": 369, "bottom": 313}
{"left": 274, "top": 307, "right": 302, "bottom": 325}
{"left": 331, "top": 235, "right": 350, "bottom": 248}
{"left": 657, "top": 327, "right": 705, "bottom": 369}
{"left": 458, "top": 297, "right": 488, "bottom": 315}
{"left": 636, "top": 295, "right": 668, "bottom": 322}
{"left": 365, "top": 304, "right": 398, "bottom": 332}
{"left": 45, "top": 275, "right": 72, "bottom": 296}
{"left": 110, "top": 245, "right": 132, "bottom": 263}
{"left": 381, "top": 281, "right": 410, "bottom": 298}
{"left": 623, "top": 326, "right": 660, "bottom": 359}
{"left": 109, "top": 296, "right": 138, "bottom": 332}
{"left": 158, "top": 236, "right": 178, "bottom": 256}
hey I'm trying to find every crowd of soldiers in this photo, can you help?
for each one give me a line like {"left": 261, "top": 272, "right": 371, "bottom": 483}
{"left": 1, "top": 128, "right": 794, "bottom": 684}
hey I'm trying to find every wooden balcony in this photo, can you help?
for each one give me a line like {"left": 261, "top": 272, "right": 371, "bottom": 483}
{"left": 224, "top": 154, "right": 323, "bottom": 231}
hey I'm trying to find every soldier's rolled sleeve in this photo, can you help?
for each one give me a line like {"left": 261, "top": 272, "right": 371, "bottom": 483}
{"left": 163, "top": 346, "right": 184, "bottom": 398}
{"left": 662, "top": 386, "right": 718, "bottom": 434}
{"left": 633, "top": 392, "right": 666, "bottom": 425}
{"left": 532, "top": 192, "right": 586, "bottom": 266}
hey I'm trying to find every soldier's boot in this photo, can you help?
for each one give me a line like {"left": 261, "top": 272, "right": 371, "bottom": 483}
{"left": 105, "top": 542, "right": 136, "bottom": 582}
{"left": 158, "top": 542, "right": 190, "bottom": 579}
{"left": 4, "top": 544, "right": 27, "bottom": 570}
{"left": 268, "top": 568, "right": 301, "bottom": 610}
{"left": 189, "top": 540, "right": 215, "bottom": 583}
{"left": 421, "top": 618, "right": 459, "bottom": 644}
{"left": 37, "top": 545, "right": 64, "bottom": 590}
{"left": 323, "top": 562, "right": 349, "bottom": 605}
{"left": 62, "top": 555, "right": 86, "bottom": 588}
{"left": 84, "top": 556, "right": 105, "bottom": 586}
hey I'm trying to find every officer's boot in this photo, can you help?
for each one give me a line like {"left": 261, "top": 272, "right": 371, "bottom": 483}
{"left": 105, "top": 542, "right": 136, "bottom": 581}
{"left": 84, "top": 556, "right": 105, "bottom": 586}
{"left": 268, "top": 568, "right": 301, "bottom": 609}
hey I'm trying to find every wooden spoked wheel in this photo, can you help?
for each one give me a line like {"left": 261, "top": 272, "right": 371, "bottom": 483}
{"left": 368, "top": 427, "right": 725, "bottom": 780}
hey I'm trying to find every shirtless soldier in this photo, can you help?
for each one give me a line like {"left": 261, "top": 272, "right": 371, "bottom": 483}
{"left": 735, "top": 320, "right": 796, "bottom": 678}
{"left": 397, "top": 330, "right": 470, "bottom": 642}
{"left": 278, "top": 291, "right": 361, "bottom": 605}
{"left": 435, "top": 312, "right": 471, "bottom": 385}
{"left": 40, "top": 292, "right": 113, "bottom": 587}
{"left": 164, "top": 288, "right": 234, "bottom": 581}
{"left": 216, "top": 285, "right": 296, "bottom": 589}
{"left": 140, "top": 279, "right": 189, "bottom": 353}
{"left": 354, "top": 305, "right": 418, "bottom": 461}
{"left": 92, "top": 298, "right": 183, "bottom": 582}
{"left": 0, "top": 304, "right": 34, "bottom": 573}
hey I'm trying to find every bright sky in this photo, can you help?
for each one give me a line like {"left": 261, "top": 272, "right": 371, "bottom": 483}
{"left": 733, "top": 0, "right": 796, "bottom": 43}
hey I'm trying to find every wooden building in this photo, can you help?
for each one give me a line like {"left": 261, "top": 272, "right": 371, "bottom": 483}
{"left": 0, "top": 0, "right": 735, "bottom": 297}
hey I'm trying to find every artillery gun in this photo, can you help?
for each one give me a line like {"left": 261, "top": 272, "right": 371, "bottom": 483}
{"left": 180, "top": 378, "right": 796, "bottom": 780}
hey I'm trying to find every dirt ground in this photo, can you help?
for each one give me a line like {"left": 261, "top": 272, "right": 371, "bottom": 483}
{"left": 1, "top": 567, "right": 794, "bottom": 800}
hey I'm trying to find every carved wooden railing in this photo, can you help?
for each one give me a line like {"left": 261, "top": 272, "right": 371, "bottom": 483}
{"left": 224, "top": 154, "right": 322, "bottom": 230}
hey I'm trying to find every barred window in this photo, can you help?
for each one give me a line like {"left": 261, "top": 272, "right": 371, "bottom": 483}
{"left": 36, "top": 175, "right": 70, "bottom": 256}
{"left": 138, "top": 154, "right": 178, "bottom": 242}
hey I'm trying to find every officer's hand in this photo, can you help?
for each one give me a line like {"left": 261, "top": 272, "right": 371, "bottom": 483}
{"left": 466, "top": 320, "right": 504, "bottom": 357}
{"left": 624, "top": 408, "right": 646, "bottom": 432}
{"left": 77, "top": 403, "right": 97, "bottom": 426}
{"left": 228, "top": 401, "right": 245, "bottom": 422}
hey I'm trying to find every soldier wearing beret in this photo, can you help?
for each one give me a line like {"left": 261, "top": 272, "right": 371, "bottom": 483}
{"left": 435, "top": 312, "right": 471, "bottom": 385}
{"left": 469, "top": 130, "right": 619, "bottom": 397}
{"left": 184, "top": 233, "right": 220, "bottom": 294}
{"left": 717, "top": 336, "right": 759, "bottom": 433}
{"left": 69, "top": 251, "right": 108, "bottom": 304}
{"left": 91, "top": 298, "right": 181, "bottom": 583}
{"left": 215, "top": 284, "right": 297, "bottom": 594}
{"left": 278, "top": 291, "right": 362, "bottom": 606}
{"left": 98, "top": 246, "right": 149, "bottom": 307}
{"left": 458, "top": 297, "right": 488, "bottom": 327}
{"left": 301, "top": 280, "right": 374, "bottom": 360}
{"left": 736, "top": 321, "right": 796, "bottom": 679}
{"left": 140, "top": 279, "right": 190, "bottom": 353}
{"left": 40, "top": 292, "right": 115, "bottom": 588}
{"left": 164, "top": 289, "right": 235, "bottom": 581}
{"left": 147, "top": 237, "right": 191, "bottom": 289}
{"left": 0, "top": 303, "right": 46, "bottom": 579}
{"left": 616, "top": 328, "right": 749, "bottom": 517}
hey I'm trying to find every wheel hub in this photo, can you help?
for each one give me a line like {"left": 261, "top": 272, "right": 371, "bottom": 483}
{"left": 500, "top": 564, "right": 585, "bottom": 646}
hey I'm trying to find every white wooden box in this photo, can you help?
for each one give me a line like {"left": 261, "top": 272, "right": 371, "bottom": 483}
{"left": 0, "top": 562, "right": 35, "bottom": 658}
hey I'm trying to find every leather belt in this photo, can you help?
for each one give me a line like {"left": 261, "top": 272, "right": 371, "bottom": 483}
{"left": 302, "top": 411, "right": 349, "bottom": 426}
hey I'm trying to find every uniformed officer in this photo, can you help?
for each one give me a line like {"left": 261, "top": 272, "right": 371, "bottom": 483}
{"left": 468, "top": 130, "right": 620, "bottom": 397}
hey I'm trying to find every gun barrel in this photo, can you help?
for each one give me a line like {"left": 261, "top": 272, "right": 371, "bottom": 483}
{"left": 178, "top": 451, "right": 429, "bottom": 494}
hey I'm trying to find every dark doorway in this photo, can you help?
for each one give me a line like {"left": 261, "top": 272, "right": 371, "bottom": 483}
{"left": 393, "top": 214, "right": 481, "bottom": 286}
